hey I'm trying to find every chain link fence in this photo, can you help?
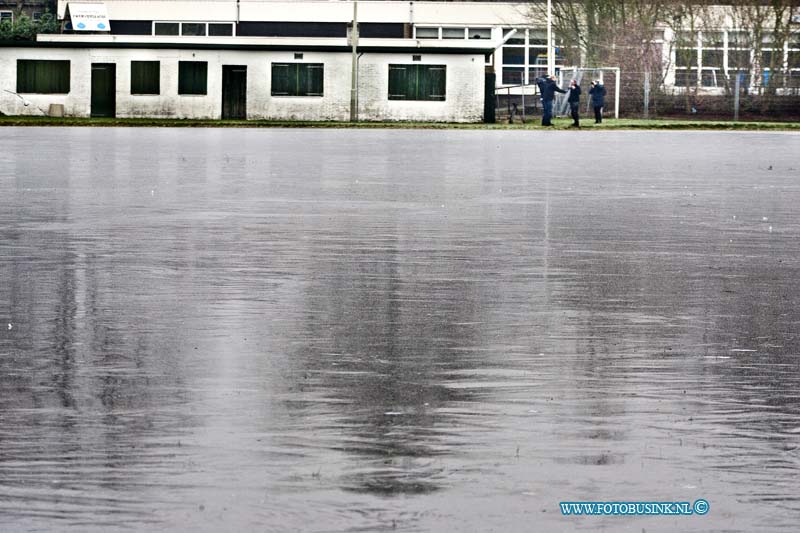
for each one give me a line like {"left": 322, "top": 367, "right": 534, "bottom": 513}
{"left": 493, "top": 68, "right": 800, "bottom": 122}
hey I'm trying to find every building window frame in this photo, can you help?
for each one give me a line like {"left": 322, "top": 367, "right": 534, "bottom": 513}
{"left": 270, "top": 62, "right": 324, "bottom": 97}
{"left": 388, "top": 64, "right": 446, "bottom": 101}
{"left": 178, "top": 61, "right": 208, "bottom": 95}
{"left": 16, "top": 59, "right": 71, "bottom": 94}
{"left": 152, "top": 21, "right": 235, "bottom": 37}
{"left": 130, "top": 60, "right": 160, "bottom": 95}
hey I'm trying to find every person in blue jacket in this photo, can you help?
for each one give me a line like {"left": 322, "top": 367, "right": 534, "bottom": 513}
{"left": 589, "top": 80, "right": 606, "bottom": 123}
{"left": 536, "top": 75, "right": 566, "bottom": 126}
{"left": 567, "top": 79, "right": 581, "bottom": 127}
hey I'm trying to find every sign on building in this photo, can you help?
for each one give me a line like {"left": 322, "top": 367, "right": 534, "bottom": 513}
{"left": 65, "top": 2, "right": 110, "bottom": 32}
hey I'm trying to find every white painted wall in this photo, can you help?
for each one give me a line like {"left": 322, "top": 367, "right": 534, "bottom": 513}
{"left": 0, "top": 46, "right": 486, "bottom": 122}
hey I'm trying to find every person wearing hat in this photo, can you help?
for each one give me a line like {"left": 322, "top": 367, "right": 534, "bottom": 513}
{"left": 589, "top": 80, "right": 607, "bottom": 124}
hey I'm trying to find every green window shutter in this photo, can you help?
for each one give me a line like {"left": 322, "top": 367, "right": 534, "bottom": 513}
{"left": 17, "top": 60, "right": 70, "bottom": 94}
{"left": 388, "top": 65, "right": 408, "bottom": 100}
{"left": 271, "top": 63, "right": 291, "bottom": 95}
{"left": 300, "top": 64, "right": 324, "bottom": 96}
{"left": 272, "top": 63, "right": 323, "bottom": 96}
{"left": 422, "top": 65, "right": 446, "bottom": 101}
{"left": 131, "top": 61, "right": 160, "bottom": 94}
{"left": 178, "top": 61, "right": 207, "bottom": 95}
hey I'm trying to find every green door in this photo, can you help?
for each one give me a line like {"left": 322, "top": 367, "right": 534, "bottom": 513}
{"left": 222, "top": 65, "right": 247, "bottom": 120}
{"left": 91, "top": 63, "right": 116, "bottom": 118}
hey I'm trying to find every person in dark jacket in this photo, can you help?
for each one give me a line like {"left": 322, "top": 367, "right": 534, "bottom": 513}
{"left": 589, "top": 80, "right": 606, "bottom": 123}
{"left": 567, "top": 79, "right": 581, "bottom": 127}
{"left": 536, "top": 75, "right": 566, "bottom": 126}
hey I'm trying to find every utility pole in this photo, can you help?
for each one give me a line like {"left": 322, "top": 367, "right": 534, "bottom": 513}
{"left": 350, "top": 1, "right": 359, "bottom": 122}
{"left": 547, "top": 0, "right": 554, "bottom": 75}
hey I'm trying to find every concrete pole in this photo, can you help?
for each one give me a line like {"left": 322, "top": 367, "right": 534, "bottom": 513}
{"left": 350, "top": 1, "right": 359, "bottom": 122}
{"left": 734, "top": 72, "right": 740, "bottom": 122}
{"left": 643, "top": 70, "right": 650, "bottom": 119}
{"left": 547, "top": 0, "right": 554, "bottom": 76}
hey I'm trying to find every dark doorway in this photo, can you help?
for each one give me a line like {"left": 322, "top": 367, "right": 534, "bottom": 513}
{"left": 91, "top": 63, "right": 116, "bottom": 118}
{"left": 222, "top": 65, "right": 247, "bottom": 120}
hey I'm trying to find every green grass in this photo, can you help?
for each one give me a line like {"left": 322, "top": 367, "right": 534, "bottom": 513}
{"left": 1, "top": 115, "right": 799, "bottom": 130}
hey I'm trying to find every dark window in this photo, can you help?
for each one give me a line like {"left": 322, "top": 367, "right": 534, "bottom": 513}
{"left": 208, "top": 23, "right": 233, "bottom": 36}
{"left": 178, "top": 61, "right": 208, "bottom": 95}
{"left": 182, "top": 22, "right": 206, "bottom": 36}
{"left": 237, "top": 22, "right": 345, "bottom": 38}
{"left": 728, "top": 50, "right": 751, "bottom": 69}
{"left": 17, "top": 60, "right": 70, "bottom": 94}
{"left": 702, "top": 50, "right": 723, "bottom": 69}
{"left": 294, "top": 53, "right": 303, "bottom": 60}
{"left": 503, "top": 47, "right": 525, "bottom": 65}
{"left": 502, "top": 67, "right": 524, "bottom": 85}
{"left": 674, "top": 69, "right": 697, "bottom": 87}
{"left": 388, "top": 64, "right": 446, "bottom": 101}
{"left": 32, "top": 12, "right": 43, "bottom": 21}
{"left": 359, "top": 23, "right": 404, "bottom": 38}
{"left": 154, "top": 22, "right": 179, "bottom": 36}
{"left": 271, "top": 63, "right": 324, "bottom": 96}
{"left": 131, "top": 61, "right": 160, "bottom": 94}
{"left": 789, "top": 51, "right": 800, "bottom": 69}
{"left": 111, "top": 20, "right": 153, "bottom": 35}
{"left": 0, "top": 11, "right": 12, "bottom": 23}
{"left": 502, "top": 28, "right": 525, "bottom": 45}
{"left": 761, "top": 50, "right": 779, "bottom": 68}
{"left": 676, "top": 49, "right": 698, "bottom": 68}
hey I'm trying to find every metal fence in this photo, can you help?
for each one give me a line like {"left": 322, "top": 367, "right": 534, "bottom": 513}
{"left": 493, "top": 67, "right": 800, "bottom": 122}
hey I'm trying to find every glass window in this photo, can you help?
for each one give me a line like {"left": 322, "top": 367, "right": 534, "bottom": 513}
{"left": 502, "top": 28, "right": 525, "bottom": 45}
{"left": 0, "top": 11, "right": 13, "bottom": 22}
{"left": 790, "top": 33, "right": 800, "bottom": 48}
{"left": 529, "top": 29, "right": 547, "bottom": 46}
{"left": 442, "top": 27, "right": 465, "bottom": 39}
{"left": 529, "top": 49, "right": 547, "bottom": 65}
{"left": 674, "top": 69, "right": 697, "bottom": 87}
{"left": 414, "top": 27, "right": 438, "bottom": 39}
{"left": 701, "top": 69, "right": 717, "bottom": 87}
{"left": 728, "top": 50, "right": 751, "bottom": 69}
{"left": 130, "top": 61, "right": 160, "bottom": 94}
{"left": 17, "top": 60, "right": 70, "bottom": 94}
{"left": 502, "top": 67, "right": 524, "bottom": 85}
{"left": 728, "top": 31, "right": 750, "bottom": 47}
{"left": 181, "top": 23, "right": 206, "bottom": 36}
{"left": 676, "top": 49, "right": 698, "bottom": 68}
{"left": 468, "top": 28, "right": 491, "bottom": 40}
{"left": 702, "top": 50, "right": 723, "bottom": 69}
{"left": 789, "top": 51, "right": 800, "bottom": 69}
{"left": 388, "top": 64, "right": 446, "bottom": 101}
{"left": 271, "top": 63, "right": 324, "bottom": 96}
{"left": 209, "top": 23, "right": 233, "bottom": 36}
{"left": 702, "top": 31, "right": 724, "bottom": 48}
{"left": 762, "top": 50, "right": 783, "bottom": 68}
{"left": 178, "top": 61, "right": 208, "bottom": 95}
{"left": 503, "top": 47, "right": 525, "bottom": 65}
{"left": 154, "top": 22, "right": 179, "bottom": 36}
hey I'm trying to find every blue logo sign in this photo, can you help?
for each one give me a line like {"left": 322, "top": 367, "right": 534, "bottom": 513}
{"left": 77, "top": 22, "right": 86, "bottom": 29}
{"left": 97, "top": 23, "right": 106, "bottom": 30}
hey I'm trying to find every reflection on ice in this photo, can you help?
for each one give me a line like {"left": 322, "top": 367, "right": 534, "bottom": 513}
{"left": 1, "top": 128, "right": 800, "bottom": 532}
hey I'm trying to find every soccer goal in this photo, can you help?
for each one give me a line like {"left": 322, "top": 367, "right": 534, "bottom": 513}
{"left": 556, "top": 67, "right": 620, "bottom": 119}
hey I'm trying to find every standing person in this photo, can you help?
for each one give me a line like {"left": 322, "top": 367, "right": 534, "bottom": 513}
{"left": 567, "top": 79, "right": 581, "bottom": 127}
{"left": 536, "top": 75, "right": 566, "bottom": 126}
{"left": 589, "top": 80, "right": 606, "bottom": 124}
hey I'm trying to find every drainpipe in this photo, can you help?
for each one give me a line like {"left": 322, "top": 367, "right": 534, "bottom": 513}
{"left": 350, "top": 1, "right": 358, "bottom": 122}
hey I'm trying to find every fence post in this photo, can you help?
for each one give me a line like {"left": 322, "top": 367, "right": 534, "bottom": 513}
{"left": 643, "top": 70, "right": 650, "bottom": 119}
{"left": 733, "top": 73, "right": 741, "bottom": 122}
